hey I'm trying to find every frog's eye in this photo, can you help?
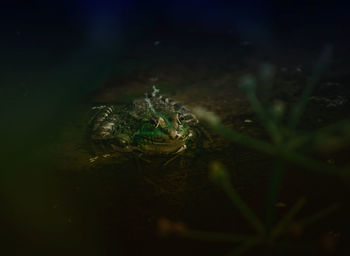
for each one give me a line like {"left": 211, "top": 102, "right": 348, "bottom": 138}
{"left": 177, "top": 113, "right": 185, "bottom": 123}
{"left": 150, "top": 117, "right": 158, "bottom": 127}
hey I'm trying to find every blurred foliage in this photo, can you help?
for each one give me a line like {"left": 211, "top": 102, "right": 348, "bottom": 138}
{"left": 159, "top": 47, "right": 349, "bottom": 255}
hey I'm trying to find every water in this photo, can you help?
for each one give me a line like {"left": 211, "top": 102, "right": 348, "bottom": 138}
{"left": 1, "top": 28, "right": 350, "bottom": 255}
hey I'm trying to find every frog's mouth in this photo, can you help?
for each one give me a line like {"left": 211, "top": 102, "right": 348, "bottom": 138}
{"left": 133, "top": 127, "right": 189, "bottom": 155}
{"left": 137, "top": 139, "right": 186, "bottom": 155}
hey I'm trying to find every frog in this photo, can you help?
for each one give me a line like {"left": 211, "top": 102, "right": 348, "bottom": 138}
{"left": 88, "top": 86, "right": 201, "bottom": 161}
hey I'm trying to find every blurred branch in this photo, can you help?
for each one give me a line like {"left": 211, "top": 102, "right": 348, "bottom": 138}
{"left": 210, "top": 162, "right": 265, "bottom": 235}
{"left": 297, "top": 203, "right": 339, "bottom": 228}
{"left": 271, "top": 197, "right": 307, "bottom": 239}
{"left": 194, "top": 108, "right": 350, "bottom": 177}
{"left": 265, "top": 158, "right": 285, "bottom": 232}
{"left": 288, "top": 46, "right": 332, "bottom": 129}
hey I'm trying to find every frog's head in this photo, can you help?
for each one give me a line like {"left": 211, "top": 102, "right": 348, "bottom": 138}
{"left": 130, "top": 86, "right": 198, "bottom": 154}
{"left": 153, "top": 113, "right": 182, "bottom": 139}
{"left": 133, "top": 112, "right": 193, "bottom": 155}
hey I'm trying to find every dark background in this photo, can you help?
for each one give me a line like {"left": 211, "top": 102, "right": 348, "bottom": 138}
{"left": 1, "top": 0, "right": 349, "bottom": 47}
{"left": 1, "top": 1, "right": 350, "bottom": 255}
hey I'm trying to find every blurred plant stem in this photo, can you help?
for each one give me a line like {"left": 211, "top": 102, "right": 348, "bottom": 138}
{"left": 240, "top": 76, "right": 282, "bottom": 144}
{"left": 297, "top": 203, "right": 339, "bottom": 228}
{"left": 210, "top": 162, "right": 265, "bottom": 235}
{"left": 288, "top": 46, "right": 332, "bottom": 130}
{"left": 265, "top": 158, "right": 285, "bottom": 232}
{"left": 202, "top": 119, "right": 349, "bottom": 177}
{"left": 270, "top": 197, "right": 307, "bottom": 239}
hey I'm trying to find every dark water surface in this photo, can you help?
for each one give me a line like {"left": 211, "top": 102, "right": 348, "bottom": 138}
{"left": 1, "top": 29, "right": 350, "bottom": 256}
